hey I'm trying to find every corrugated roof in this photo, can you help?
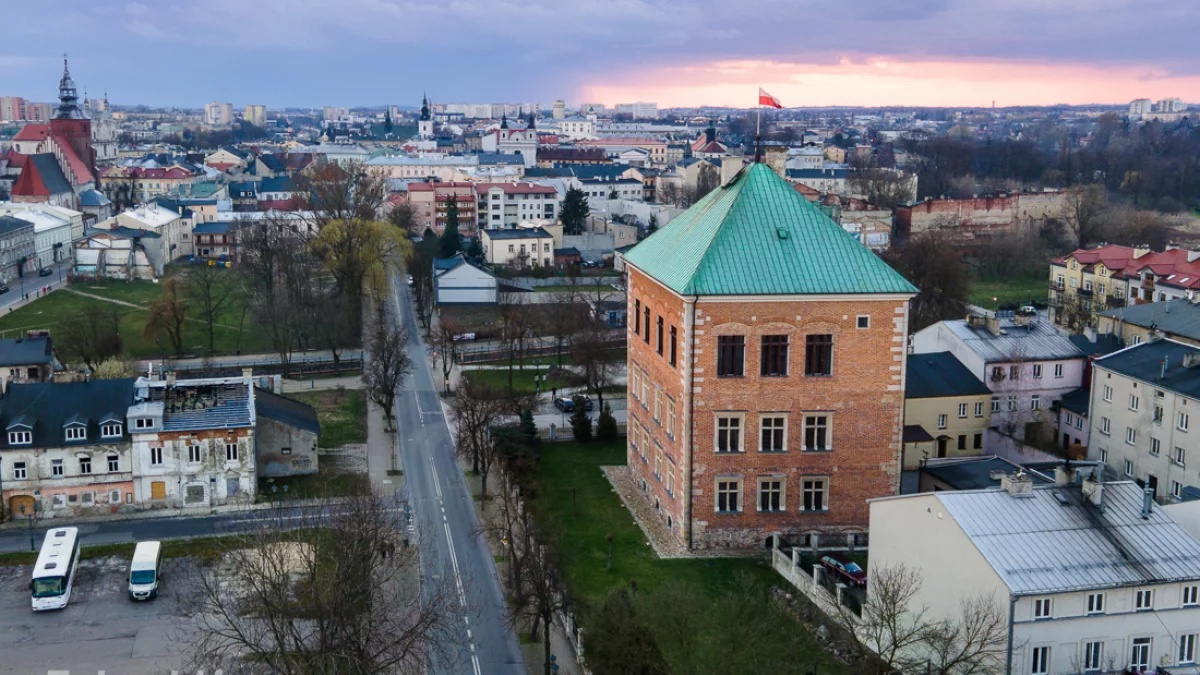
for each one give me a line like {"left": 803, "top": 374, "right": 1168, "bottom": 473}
{"left": 906, "top": 352, "right": 990, "bottom": 399}
{"left": 1094, "top": 339, "right": 1200, "bottom": 400}
{"left": 936, "top": 318, "right": 1084, "bottom": 363}
{"left": 622, "top": 163, "right": 917, "bottom": 296}
{"left": 1098, "top": 299, "right": 1200, "bottom": 342}
{"left": 938, "top": 482, "right": 1200, "bottom": 595}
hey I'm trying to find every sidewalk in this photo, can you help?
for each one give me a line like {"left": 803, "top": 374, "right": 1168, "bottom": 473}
{"left": 282, "top": 375, "right": 363, "bottom": 393}
{"left": 366, "top": 400, "right": 403, "bottom": 497}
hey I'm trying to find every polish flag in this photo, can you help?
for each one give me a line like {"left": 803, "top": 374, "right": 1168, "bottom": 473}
{"left": 758, "top": 88, "right": 783, "bottom": 109}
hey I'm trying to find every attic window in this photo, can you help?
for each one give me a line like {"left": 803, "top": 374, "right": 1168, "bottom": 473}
{"left": 8, "top": 431, "right": 31, "bottom": 445}
{"left": 776, "top": 228, "right": 789, "bottom": 240}
{"left": 65, "top": 426, "right": 86, "bottom": 441}
{"left": 101, "top": 423, "right": 122, "bottom": 439}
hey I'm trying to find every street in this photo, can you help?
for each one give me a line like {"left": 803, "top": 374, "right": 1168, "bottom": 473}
{"left": 389, "top": 270, "right": 526, "bottom": 675}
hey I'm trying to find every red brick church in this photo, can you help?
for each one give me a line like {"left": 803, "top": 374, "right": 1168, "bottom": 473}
{"left": 6, "top": 58, "right": 97, "bottom": 209}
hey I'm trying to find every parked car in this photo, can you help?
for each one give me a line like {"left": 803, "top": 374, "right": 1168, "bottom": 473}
{"left": 38, "top": 268, "right": 53, "bottom": 277}
{"left": 553, "top": 395, "right": 594, "bottom": 413}
{"left": 819, "top": 553, "right": 867, "bottom": 588}
{"left": 0, "top": 285, "right": 10, "bottom": 295}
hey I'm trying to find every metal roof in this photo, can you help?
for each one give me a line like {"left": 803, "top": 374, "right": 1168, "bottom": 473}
{"left": 1098, "top": 299, "right": 1200, "bottom": 342}
{"left": 1094, "top": 339, "right": 1200, "bottom": 400}
{"left": 905, "top": 352, "right": 990, "bottom": 399}
{"left": 937, "top": 318, "right": 1084, "bottom": 363}
{"left": 938, "top": 482, "right": 1200, "bottom": 595}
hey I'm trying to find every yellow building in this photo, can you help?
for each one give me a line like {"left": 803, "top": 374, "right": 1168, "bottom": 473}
{"left": 902, "top": 352, "right": 993, "bottom": 470}
{"left": 1048, "top": 245, "right": 1147, "bottom": 330}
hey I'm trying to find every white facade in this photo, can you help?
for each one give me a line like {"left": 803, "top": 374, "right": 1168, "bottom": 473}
{"left": 476, "top": 184, "right": 559, "bottom": 229}
{"left": 555, "top": 116, "right": 595, "bottom": 141}
{"left": 0, "top": 203, "right": 83, "bottom": 268}
{"left": 204, "top": 102, "right": 233, "bottom": 126}
{"left": 481, "top": 127, "right": 538, "bottom": 167}
{"left": 243, "top": 105, "right": 267, "bottom": 126}
{"left": 614, "top": 102, "right": 658, "bottom": 119}
{"left": 366, "top": 154, "right": 481, "bottom": 181}
{"left": 435, "top": 259, "right": 498, "bottom": 305}
{"left": 109, "top": 204, "right": 192, "bottom": 260}
{"left": 480, "top": 229, "right": 554, "bottom": 267}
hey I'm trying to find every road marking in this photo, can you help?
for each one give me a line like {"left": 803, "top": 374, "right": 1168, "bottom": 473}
{"left": 471, "top": 651, "right": 482, "bottom": 675}
{"left": 430, "top": 459, "right": 443, "bottom": 500}
{"left": 443, "top": 522, "right": 466, "bottom": 607}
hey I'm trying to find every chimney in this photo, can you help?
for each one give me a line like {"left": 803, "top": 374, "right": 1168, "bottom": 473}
{"left": 1142, "top": 487, "right": 1155, "bottom": 519}
{"left": 1054, "top": 465, "right": 1075, "bottom": 486}
{"left": 1082, "top": 475, "right": 1105, "bottom": 510}
{"left": 986, "top": 315, "right": 1001, "bottom": 336}
{"left": 763, "top": 146, "right": 787, "bottom": 179}
{"left": 1001, "top": 471, "right": 1034, "bottom": 497}
{"left": 165, "top": 372, "right": 176, "bottom": 387}
{"left": 1184, "top": 352, "right": 1200, "bottom": 369}
{"left": 242, "top": 367, "right": 254, "bottom": 380}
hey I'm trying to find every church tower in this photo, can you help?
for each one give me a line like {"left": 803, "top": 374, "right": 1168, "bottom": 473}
{"left": 418, "top": 92, "right": 434, "bottom": 139}
{"left": 49, "top": 56, "right": 96, "bottom": 178}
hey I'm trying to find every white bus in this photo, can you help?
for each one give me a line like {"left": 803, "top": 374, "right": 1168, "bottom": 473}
{"left": 31, "top": 527, "right": 80, "bottom": 611}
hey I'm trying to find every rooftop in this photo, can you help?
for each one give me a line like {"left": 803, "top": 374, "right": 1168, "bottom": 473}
{"left": 933, "top": 317, "right": 1084, "bottom": 363}
{"left": 133, "top": 376, "right": 254, "bottom": 431}
{"left": 255, "top": 389, "right": 320, "bottom": 435}
{"left": 0, "top": 379, "right": 135, "bottom": 449}
{"left": 1097, "top": 299, "right": 1200, "bottom": 342}
{"left": 0, "top": 336, "right": 56, "bottom": 367}
{"left": 483, "top": 227, "right": 553, "bottom": 240}
{"left": 622, "top": 163, "right": 917, "bottom": 296}
{"left": 905, "top": 352, "right": 991, "bottom": 399}
{"left": 1094, "top": 339, "right": 1200, "bottom": 400}
{"left": 920, "top": 456, "right": 1054, "bottom": 491}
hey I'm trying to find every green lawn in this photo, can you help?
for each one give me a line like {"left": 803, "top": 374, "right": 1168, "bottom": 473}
{"left": 257, "top": 466, "right": 369, "bottom": 503}
{"left": 288, "top": 389, "right": 367, "bottom": 448}
{"left": 525, "top": 441, "right": 848, "bottom": 673}
{"left": 463, "top": 368, "right": 572, "bottom": 395}
{"left": 967, "top": 275, "right": 1049, "bottom": 309}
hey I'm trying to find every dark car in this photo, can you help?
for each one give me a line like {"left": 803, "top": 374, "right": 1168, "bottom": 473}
{"left": 0, "top": 285, "right": 10, "bottom": 295}
{"left": 38, "top": 268, "right": 53, "bottom": 277}
{"left": 820, "top": 553, "right": 867, "bottom": 588}
{"left": 553, "top": 395, "right": 594, "bottom": 413}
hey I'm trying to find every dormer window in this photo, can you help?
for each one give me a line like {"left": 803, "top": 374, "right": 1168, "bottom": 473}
{"left": 8, "top": 431, "right": 31, "bottom": 445}
{"left": 65, "top": 426, "right": 86, "bottom": 441}
{"left": 134, "top": 418, "right": 153, "bottom": 429}
{"left": 100, "top": 423, "right": 122, "bottom": 439}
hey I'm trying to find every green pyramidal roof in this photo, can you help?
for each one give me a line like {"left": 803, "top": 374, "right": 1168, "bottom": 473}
{"left": 625, "top": 163, "right": 918, "bottom": 296}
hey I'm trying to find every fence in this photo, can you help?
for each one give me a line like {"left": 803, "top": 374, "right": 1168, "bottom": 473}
{"left": 456, "top": 336, "right": 625, "bottom": 365}
{"left": 772, "top": 545, "right": 863, "bottom": 619}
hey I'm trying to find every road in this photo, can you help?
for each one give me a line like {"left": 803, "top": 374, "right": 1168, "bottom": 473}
{"left": 388, "top": 271, "right": 525, "bottom": 675}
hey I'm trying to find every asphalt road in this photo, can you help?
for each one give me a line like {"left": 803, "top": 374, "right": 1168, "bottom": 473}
{"left": 388, "top": 270, "right": 525, "bottom": 675}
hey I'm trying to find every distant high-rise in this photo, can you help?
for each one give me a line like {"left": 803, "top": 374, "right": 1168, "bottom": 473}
{"left": 1128, "top": 98, "right": 1153, "bottom": 117}
{"left": 243, "top": 104, "right": 267, "bottom": 126}
{"left": 615, "top": 101, "right": 658, "bottom": 119}
{"left": 579, "top": 102, "right": 605, "bottom": 115}
{"left": 0, "top": 96, "right": 26, "bottom": 122}
{"left": 552, "top": 99, "right": 566, "bottom": 120}
{"left": 1156, "top": 97, "right": 1186, "bottom": 113}
{"left": 205, "top": 102, "right": 233, "bottom": 125}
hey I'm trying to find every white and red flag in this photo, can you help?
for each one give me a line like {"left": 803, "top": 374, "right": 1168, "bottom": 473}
{"left": 758, "top": 88, "right": 783, "bottom": 108}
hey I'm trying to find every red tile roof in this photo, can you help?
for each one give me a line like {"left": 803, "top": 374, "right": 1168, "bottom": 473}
{"left": 12, "top": 124, "right": 49, "bottom": 142}
{"left": 2, "top": 148, "right": 28, "bottom": 169}
{"left": 53, "top": 138, "right": 94, "bottom": 184}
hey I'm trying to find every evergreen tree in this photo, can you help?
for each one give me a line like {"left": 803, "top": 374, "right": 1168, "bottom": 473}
{"left": 647, "top": 214, "right": 658, "bottom": 236}
{"left": 559, "top": 187, "right": 590, "bottom": 235}
{"left": 439, "top": 198, "right": 462, "bottom": 258}
{"left": 595, "top": 403, "right": 618, "bottom": 442}
{"left": 465, "top": 237, "right": 484, "bottom": 260}
{"left": 383, "top": 108, "right": 393, "bottom": 134}
{"left": 570, "top": 397, "right": 593, "bottom": 443}
{"left": 520, "top": 408, "right": 540, "bottom": 447}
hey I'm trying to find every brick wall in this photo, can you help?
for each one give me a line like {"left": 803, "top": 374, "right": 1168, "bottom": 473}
{"left": 896, "top": 192, "right": 1068, "bottom": 243}
{"left": 626, "top": 264, "right": 909, "bottom": 550}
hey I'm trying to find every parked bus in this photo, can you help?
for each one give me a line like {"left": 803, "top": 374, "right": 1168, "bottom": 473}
{"left": 31, "top": 527, "right": 80, "bottom": 611}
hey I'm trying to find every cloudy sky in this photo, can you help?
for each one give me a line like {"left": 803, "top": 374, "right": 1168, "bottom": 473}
{"left": 6, "top": 0, "right": 1200, "bottom": 109}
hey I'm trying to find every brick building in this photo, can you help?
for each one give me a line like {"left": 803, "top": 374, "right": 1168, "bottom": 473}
{"left": 622, "top": 163, "right": 917, "bottom": 551}
{"left": 895, "top": 191, "right": 1068, "bottom": 244}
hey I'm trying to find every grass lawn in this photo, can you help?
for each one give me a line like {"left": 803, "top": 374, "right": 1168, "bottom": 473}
{"left": 463, "top": 368, "right": 572, "bottom": 395}
{"left": 257, "top": 465, "right": 369, "bottom": 503}
{"left": 0, "top": 534, "right": 255, "bottom": 566}
{"left": 967, "top": 275, "right": 1049, "bottom": 309}
{"left": 525, "top": 441, "right": 848, "bottom": 673}
{"left": 0, "top": 275, "right": 271, "bottom": 360}
{"left": 288, "top": 389, "right": 367, "bottom": 448}
{"left": 534, "top": 284, "right": 616, "bottom": 293}
{"left": 469, "top": 348, "right": 626, "bottom": 369}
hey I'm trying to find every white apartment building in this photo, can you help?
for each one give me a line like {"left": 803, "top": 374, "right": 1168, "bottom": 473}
{"left": 1089, "top": 339, "right": 1200, "bottom": 502}
{"left": 475, "top": 182, "right": 559, "bottom": 229}
{"left": 204, "top": 102, "right": 233, "bottom": 126}
{"left": 243, "top": 104, "right": 267, "bottom": 126}
{"left": 555, "top": 116, "right": 595, "bottom": 141}
{"left": 615, "top": 102, "right": 658, "bottom": 119}
{"left": 0, "top": 202, "right": 83, "bottom": 268}
{"left": 1129, "top": 98, "right": 1154, "bottom": 117}
{"left": 912, "top": 315, "right": 1087, "bottom": 441}
{"left": 870, "top": 477, "right": 1200, "bottom": 675}
{"left": 107, "top": 203, "right": 192, "bottom": 260}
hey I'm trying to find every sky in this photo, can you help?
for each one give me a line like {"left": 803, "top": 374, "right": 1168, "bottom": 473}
{"left": 5, "top": 0, "right": 1200, "bottom": 110}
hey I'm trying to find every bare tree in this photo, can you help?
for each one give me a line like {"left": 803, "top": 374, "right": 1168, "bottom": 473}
{"left": 656, "top": 181, "right": 682, "bottom": 207}
{"left": 430, "top": 316, "right": 461, "bottom": 395}
{"left": 571, "top": 316, "right": 617, "bottom": 410}
{"left": 510, "top": 509, "right": 570, "bottom": 675}
{"left": 364, "top": 323, "right": 412, "bottom": 431}
{"left": 548, "top": 282, "right": 586, "bottom": 368}
{"left": 184, "top": 262, "right": 236, "bottom": 353}
{"left": 58, "top": 304, "right": 124, "bottom": 369}
{"left": 497, "top": 291, "right": 536, "bottom": 394}
{"left": 849, "top": 155, "right": 915, "bottom": 209}
{"left": 144, "top": 277, "right": 187, "bottom": 355}
{"left": 1062, "top": 185, "right": 1110, "bottom": 248}
{"left": 181, "top": 491, "right": 459, "bottom": 674}
{"left": 448, "top": 378, "right": 509, "bottom": 501}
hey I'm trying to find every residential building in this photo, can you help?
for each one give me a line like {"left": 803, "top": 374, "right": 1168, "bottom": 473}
{"left": 1049, "top": 244, "right": 1200, "bottom": 329}
{"left": 98, "top": 165, "right": 200, "bottom": 205}
{"left": 480, "top": 228, "right": 554, "bottom": 268}
{"left": 243, "top": 105, "right": 267, "bottom": 127}
{"left": 257, "top": 176, "right": 302, "bottom": 210}
{"left": 552, "top": 100, "right": 566, "bottom": 120}
{"left": 204, "top": 147, "right": 250, "bottom": 172}
{"left": 1089, "top": 339, "right": 1200, "bottom": 502}
{"left": 0, "top": 336, "right": 60, "bottom": 391}
{"left": 869, "top": 477, "right": 1200, "bottom": 675}
{"left": 0, "top": 216, "right": 37, "bottom": 283}
{"left": 1129, "top": 98, "right": 1154, "bottom": 117}
{"left": 622, "top": 163, "right": 918, "bottom": 550}
{"left": 554, "top": 116, "right": 595, "bottom": 141}
{"left": 103, "top": 202, "right": 190, "bottom": 261}
{"left": 365, "top": 154, "right": 484, "bottom": 181}
{"left": 73, "top": 227, "right": 162, "bottom": 280}
{"left": 254, "top": 389, "right": 319, "bottom": 478}
{"left": 0, "top": 202, "right": 84, "bottom": 269}
{"left": 0, "top": 96, "right": 27, "bottom": 122}
{"left": 1096, "top": 299, "right": 1200, "bottom": 348}
{"left": 192, "top": 222, "right": 239, "bottom": 261}
{"left": 475, "top": 182, "right": 559, "bottom": 229}
{"left": 204, "top": 102, "right": 234, "bottom": 126}
{"left": 902, "top": 352, "right": 992, "bottom": 470}
{"left": 535, "top": 147, "right": 608, "bottom": 167}
{"left": 614, "top": 102, "right": 658, "bottom": 119}
{"left": 406, "top": 182, "right": 479, "bottom": 236}
{"left": 1054, "top": 387, "right": 1090, "bottom": 453}
{"left": 896, "top": 191, "right": 1068, "bottom": 244}
{"left": 577, "top": 137, "right": 666, "bottom": 165}
{"left": 433, "top": 254, "right": 498, "bottom": 304}
{"left": 912, "top": 314, "right": 1086, "bottom": 443}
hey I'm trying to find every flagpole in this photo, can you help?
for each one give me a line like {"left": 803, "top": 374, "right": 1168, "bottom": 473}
{"left": 754, "top": 89, "right": 762, "bottom": 163}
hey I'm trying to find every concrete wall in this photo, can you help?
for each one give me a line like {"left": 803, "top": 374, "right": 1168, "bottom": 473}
{"left": 255, "top": 417, "right": 318, "bottom": 477}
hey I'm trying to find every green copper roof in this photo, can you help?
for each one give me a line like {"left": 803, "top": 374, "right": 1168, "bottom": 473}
{"left": 624, "top": 163, "right": 917, "bottom": 296}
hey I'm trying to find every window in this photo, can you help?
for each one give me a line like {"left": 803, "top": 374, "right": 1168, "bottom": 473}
{"left": 856, "top": 315, "right": 870, "bottom": 329}
{"left": 12, "top": 461, "right": 26, "bottom": 480}
{"left": 802, "top": 477, "right": 828, "bottom": 511}
{"left": 715, "top": 415, "right": 742, "bottom": 453}
{"left": 150, "top": 447, "right": 163, "bottom": 466}
{"left": 1101, "top": 448, "right": 1109, "bottom": 463}
{"left": 761, "top": 335, "right": 789, "bottom": 377}
{"left": 1151, "top": 437, "right": 1161, "bottom": 456}
{"left": 760, "top": 415, "right": 786, "bottom": 452}
{"left": 1181, "top": 634, "right": 1198, "bottom": 665}
{"left": 991, "top": 366, "right": 1004, "bottom": 381}
{"left": 1100, "top": 417, "right": 1111, "bottom": 435}
{"left": 1175, "top": 446, "right": 1186, "bottom": 467}
{"left": 804, "top": 414, "right": 831, "bottom": 451}
{"left": 1054, "top": 363, "right": 1064, "bottom": 378}
{"left": 669, "top": 326, "right": 677, "bottom": 367}
{"left": 134, "top": 417, "right": 153, "bottom": 429}
{"left": 1031, "top": 646, "right": 1050, "bottom": 675}
{"left": 1175, "top": 481, "right": 1184, "bottom": 500}
{"left": 758, "top": 477, "right": 784, "bottom": 512}
{"left": 1083, "top": 641, "right": 1103, "bottom": 671}
{"left": 1126, "top": 427, "right": 1137, "bottom": 445}
{"left": 1180, "top": 412, "right": 1191, "bottom": 432}
{"left": 226, "top": 443, "right": 239, "bottom": 462}
{"left": 1087, "top": 592, "right": 1105, "bottom": 614}
{"left": 653, "top": 390, "right": 662, "bottom": 423}
{"left": 957, "top": 434, "right": 966, "bottom": 450}
{"left": 1103, "top": 385, "right": 1113, "bottom": 402}
{"left": 107, "top": 455, "right": 119, "bottom": 472}
{"left": 1124, "top": 459, "right": 1134, "bottom": 476}
{"left": 1131, "top": 637, "right": 1151, "bottom": 670}
{"left": 717, "top": 336, "right": 745, "bottom": 377}
{"left": 716, "top": 478, "right": 741, "bottom": 513}
{"left": 188, "top": 445, "right": 202, "bottom": 463}
{"left": 79, "top": 456, "right": 91, "bottom": 474}
{"left": 1130, "top": 394, "right": 1140, "bottom": 411}
{"left": 1135, "top": 589, "right": 1154, "bottom": 611}
{"left": 633, "top": 299, "right": 640, "bottom": 335}
{"left": 1010, "top": 364, "right": 1020, "bottom": 380}
{"left": 51, "top": 459, "right": 63, "bottom": 477}
{"left": 1007, "top": 395, "right": 1017, "bottom": 412}
{"left": 958, "top": 403, "right": 968, "bottom": 418}
{"left": 1154, "top": 405, "right": 1164, "bottom": 424}
{"left": 991, "top": 397, "right": 1001, "bottom": 413}
{"left": 656, "top": 316, "right": 664, "bottom": 356}
{"left": 1032, "top": 364, "right": 1043, "bottom": 379}
{"left": 1033, "top": 597, "right": 1052, "bottom": 619}
{"left": 974, "top": 433, "right": 983, "bottom": 449}
{"left": 100, "top": 422, "right": 121, "bottom": 438}
{"left": 8, "top": 431, "right": 31, "bottom": 445}
{"left": 666, "top": 465, "right": 674, "bottom": 496}
{"left": 65, "top": 426, "right": 86, "bottom": 441}
{"left": 937, "top": 414, "right": 947, "bottom": 430}
{"left": 643, "top": 307, "right": 650, "bottom": 343}
{"left": 1184, "top": 585, "right": 1199, "bottom": 607}
{"left": 804, "top": 334, "right": 833, "bottom": 376}
{"left": 654, "top": 448, "right": 662, "bottom": 480}
{"left": 974, "top": 402, "right": 984, "bottom": 417}
{"left": 640, "top": 374, "right": 649, "bottom": 406}
{"left": 666, "top": 400, "right": 676, "bottom": 438}
{"left": 1031, "top": 395, "right": 1041, "bottom": 411}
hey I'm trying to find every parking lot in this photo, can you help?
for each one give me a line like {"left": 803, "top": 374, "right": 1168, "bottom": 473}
{"left": 0, "top": 556, "right": 195, "bottom": 675}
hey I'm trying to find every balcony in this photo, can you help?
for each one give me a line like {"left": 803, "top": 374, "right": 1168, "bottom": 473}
{"left": 1076, "top": 288, "right": 1094, "bottom": 298}
{"left": 1105, "top": 295, "right": 1126, "bottom": 309}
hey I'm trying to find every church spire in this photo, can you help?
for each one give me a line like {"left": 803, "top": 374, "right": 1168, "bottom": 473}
{"left": 420, "top": 92, "right": 430, "bottom": 121}
{"left": 500, "top": 112, "right": 509, "bottom": 129}
{"left": 55, "top": 54, "right": 86, "bottom": 120}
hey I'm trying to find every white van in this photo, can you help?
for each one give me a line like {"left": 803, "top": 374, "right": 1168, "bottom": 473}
{"left": 128, "top": 541, "right": 162, "bottom": 601}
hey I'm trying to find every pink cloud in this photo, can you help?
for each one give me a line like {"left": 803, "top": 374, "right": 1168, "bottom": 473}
{"left": 580, "top": 56, "right": 1200, "bottom": 107}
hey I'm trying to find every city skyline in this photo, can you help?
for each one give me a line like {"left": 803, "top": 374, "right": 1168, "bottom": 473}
{"left": 3, "top": 0, "right": 1200, "bottom": 109}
